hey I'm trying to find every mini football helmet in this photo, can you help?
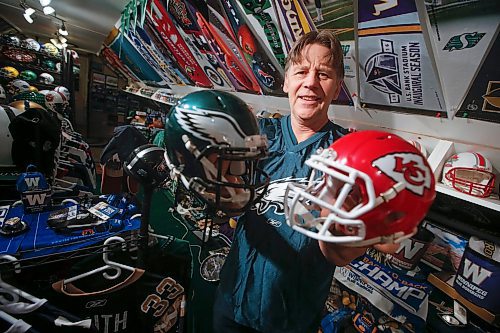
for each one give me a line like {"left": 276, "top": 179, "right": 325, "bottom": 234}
{"left": 442, "top": 152, "right": 495, "bottom": 198}
{"left": 42, "top": 43, "right": 59, "bottom": 57}
{"left": 7, "top": 80, "right": 30, "bottom": 95}
{"left": 22, "top": 38, "right": 41, "bottom": 51}
{"left": 164, "top": 90, "right": 269, "bottom": 215}
{"left": 285, "top": 130, "right": 436, "bottom": 246}
{"left": 19, "top": 70, "right": 37, "bottom": 82}
{"left": 28, "top": 86, "right": 38, "bottom": 92}
{"left": 41, "top": 59, "right": 56, "bottom": 71}
{"left": 1, "top": 66, "right": 19, "bottom": 79}
{"left": 54, "top": 86, "right": 70, "bottom": 101}
{"left": 124, "top": 144, "right": 169, "bottom": 188}
{"left": 44, "top": 91, "right": 67, "bottom": 114}
{"left": 39, "top": 73, "right": 55, "bottom": 84}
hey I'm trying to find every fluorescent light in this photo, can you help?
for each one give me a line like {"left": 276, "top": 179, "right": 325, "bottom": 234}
{"left": 50, "top": 38, "right": 62, "bottom": 49}
{"left": 43, "top": 6, "right": 55, "bottom": 14}
{"left": 59, "top": 23, "right": 68, "bottom": 36}
{"left": 23, "top": 13, "right": 34, "bottom": 23}
{"left": 23, "top": 8, "right": 35, "bottom": 23}
{"left": 39, "top": 0, "right": 51, "bottom": 6}
{"left": 58, "top": 36, "right": 67, "bottom": 44}
{"left": 61, "top": 43, "right": 67, "bottom": 48}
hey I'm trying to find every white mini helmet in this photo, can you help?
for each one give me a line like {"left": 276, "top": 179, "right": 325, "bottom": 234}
{"left": 54, "top": 86, "right": 70, "bottom": 101}
{"left": 45, "top": 90, "right": 68, "bottom": 114}
{"left": 23, "top": 38, "right": 41, "bottom": 51}
{"left": 8, "top": 80, "right": 30, "bottom": 95}
{"left": 442, "top": 152, "right": 496, "bottom": 198}
{"left": 38, "top": 90, "right": 50, "bottom": 95}
{"left": 39, "top": 73, "right": 55, "bottom": 84}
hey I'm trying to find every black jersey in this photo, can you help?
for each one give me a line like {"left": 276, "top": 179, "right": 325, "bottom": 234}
{"left": 49, "top": 241, "right": 191, "bottom": 333}
{"left": 0, "top": 295, "right": 96, "bottom": 332}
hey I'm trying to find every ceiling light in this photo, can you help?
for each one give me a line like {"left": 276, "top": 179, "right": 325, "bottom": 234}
{"left": 39, "top": 0, "right": 51, "bottom": 6}
{"left": 42, "top": 6, "right": 55, "bottom": 15}
{"left": 50, "top": 38, "right": 62, "bottom": 49}
{"left": 59, "top": 22, "right": 68, "bottom": 36}
{"left": 23, "top": 8, "right": 35, "bottom": 23}
{"left": 61, "top": 43, "right": 67, "bottom": 48}
{"left": 58, "top": 36, "right": 67, "bottom": 44}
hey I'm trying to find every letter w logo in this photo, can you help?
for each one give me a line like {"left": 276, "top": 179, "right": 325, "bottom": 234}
{"left": 24, "top": 177, "right": 40, "bottom": 188}
{"left": 462, "top": 258, "right": 492, "bottom": 285}
{"left": 26, "top": 193, "right": 47, "bottom": 206}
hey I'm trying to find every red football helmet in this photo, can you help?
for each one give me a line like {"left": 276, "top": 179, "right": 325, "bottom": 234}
{"left": 285, "top": 130, "right": 436, "bottom": 246}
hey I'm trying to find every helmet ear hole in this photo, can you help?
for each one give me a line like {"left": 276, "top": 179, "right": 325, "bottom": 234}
{"left": 383, "top": 211, "right": 406, "bottom": 225}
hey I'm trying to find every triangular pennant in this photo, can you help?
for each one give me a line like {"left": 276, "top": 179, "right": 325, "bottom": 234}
{"left": 423, "top": 0, "right": 500, "bottom": 118}
{"left": 357, "top": 0, "right": 446, "bottom": 112}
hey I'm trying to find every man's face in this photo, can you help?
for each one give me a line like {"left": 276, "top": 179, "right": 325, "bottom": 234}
{"left": 284, "top": 43, "right": 342, "bottom": 123}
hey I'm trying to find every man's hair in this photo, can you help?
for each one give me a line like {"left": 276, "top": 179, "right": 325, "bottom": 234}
{"left": 285, "top": 31, "right": 344, "bottom": 80}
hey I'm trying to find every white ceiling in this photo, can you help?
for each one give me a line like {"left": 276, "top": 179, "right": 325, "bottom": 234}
{"left": 0, "top": 0, "right": 128, "bottom": 54}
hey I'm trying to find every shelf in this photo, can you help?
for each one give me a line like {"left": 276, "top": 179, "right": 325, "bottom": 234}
{"left": 435, "top": 183, "right": 500, "bottom": 212}
{"left": 123, "top": 86, "right": 180, "bottom": 106}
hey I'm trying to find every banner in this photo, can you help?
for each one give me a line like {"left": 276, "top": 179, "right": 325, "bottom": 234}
{"left": 424, "top": 0, "right": 500, "bottom": 118}
{"left": 357, "top": 0, "right": 446, "bottom": 112}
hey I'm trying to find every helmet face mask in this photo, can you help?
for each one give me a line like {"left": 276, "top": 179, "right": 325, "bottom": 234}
{"left": 286, "top": 131, "right": 436, "bottom": 247}
{"left": 442, "top": 152, "right": 495, "bottom": 198}
{"left": 165, "top": 90, "right": 269, "bottom": 215}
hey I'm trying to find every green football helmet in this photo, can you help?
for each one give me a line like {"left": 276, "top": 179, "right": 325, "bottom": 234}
{"left": 164, "top": 90, "right": 269, "bottom": 215}
{"left": 19, "top": 70, "right": 37, "bottom": 82}
{"left": 41, "top": 59, "right": 56, "bottom": 71}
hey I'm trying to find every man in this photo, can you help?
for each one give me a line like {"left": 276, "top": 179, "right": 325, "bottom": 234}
{"left": 213, "top": 31, "right": 403, "bottom": 333}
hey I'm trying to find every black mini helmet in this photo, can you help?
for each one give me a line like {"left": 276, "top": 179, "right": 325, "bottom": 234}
{"left": 124, "top": 144, "right": 169, "bottom": 188}
{"left": 164, "top": 90, "right": 269, "bottom": 215}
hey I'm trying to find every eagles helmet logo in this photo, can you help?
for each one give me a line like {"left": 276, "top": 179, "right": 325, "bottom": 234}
{"left": 174, "top": 107, "right": 248, "bottom": 146}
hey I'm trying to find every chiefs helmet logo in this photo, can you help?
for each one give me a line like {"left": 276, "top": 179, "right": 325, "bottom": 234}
{"left": 373, "top": 153, "right": 432, "bottom": 196}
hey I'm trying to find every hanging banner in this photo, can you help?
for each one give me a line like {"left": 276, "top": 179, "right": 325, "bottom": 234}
{"left": 148, "top": 0, "right": 213, "bottom": 88}
{"left": 197, "top": 7, "right": 262, "bottom": 93}
{"left": 105, "top": 28, "right": 170, "bottom": 86}
{"left": 458, "top": 35, "right": 500, "bottom": 119}
{"left": 100, "top": 46, "right": 141, "bottom": 82}
{"left": 217, "top": 0, "right": 285, "bottom": 95}
{"left": 424, "top": 0, "right": 500, "bottom": 118}
{"left": 206, "top": 2, "right": 262, "bottom": 93}
{"left": 165, "top": 0, "right": 236, "bottom": 91}
{"left": 231, "top": 0, "right": 288, "bottom": 68}
{"left": 125, "top": 26, "right": 179, "bottom": 85}
{"left": 272, "top": 0, "right": 315, "bottom": 52}
{"left": 141, "top": 21, "right": 193, "bottom": 85}
{"left": 358, "top": 0, "right": 446, "bottom": 112}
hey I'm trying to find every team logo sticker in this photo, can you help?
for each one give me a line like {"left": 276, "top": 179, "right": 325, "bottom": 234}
{"left": 482, "top": 81, "right": 500, "bottom": 112}
{"left": 364, "top": 39, "right": 401, "bottom": 104}
{"left": 443, "top": 32, "right": 485, "bottom": 52}
{"left": 372, "top": 153, "right": 432, "bottom": 196}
